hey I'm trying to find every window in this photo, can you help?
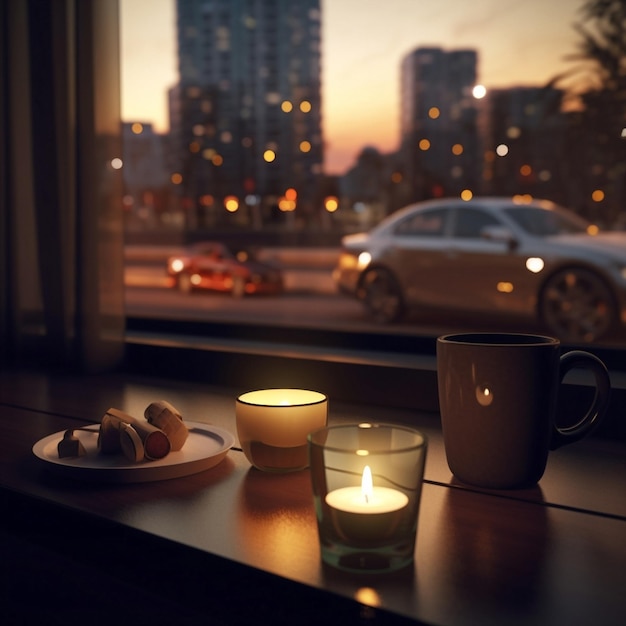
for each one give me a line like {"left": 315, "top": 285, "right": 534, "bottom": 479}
{"left": 2, "top": 0, "right": 623, "bottom": 429}
{"left": 452, "top": 208, "right": 500, "bottom": 239}
{"left": 394, "top": 209, "right": 448, "bottom": 237}
{"left": 504, "top": 206, "right": 589, "bottom": 236}
{"left": 120, "top": 0, "right": 626, "bottom": 370}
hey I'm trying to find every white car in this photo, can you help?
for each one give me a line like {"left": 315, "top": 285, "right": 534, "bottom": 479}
{"left": 333, "top": 197, "right": 626, "bottom": 343}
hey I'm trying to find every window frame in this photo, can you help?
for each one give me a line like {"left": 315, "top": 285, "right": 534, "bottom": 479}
{"left": 3, "top": 1, "right": 623, "bottom": 446}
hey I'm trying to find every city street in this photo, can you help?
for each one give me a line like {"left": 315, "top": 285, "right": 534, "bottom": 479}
{"left": 125, "top": 286, "right": 373, "bottom": 330}
{"left": 124, "top": 272, "right": 626, "bottom": 350}
{"left": 124, "top": 258, "right": 382, "bottom": 331}
{"left": 123, "top": 248, "right": 626, "bottom": 346}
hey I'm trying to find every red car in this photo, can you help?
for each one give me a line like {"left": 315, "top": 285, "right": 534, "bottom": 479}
{"left": 167, "top": 242, "right": 284, "bottom": 297}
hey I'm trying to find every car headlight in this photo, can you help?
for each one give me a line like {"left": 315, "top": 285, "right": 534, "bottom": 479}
{"left": 525, "top": 257, "right": 544, "bottom": 273}
{"left": 170, "top": 258, "right": 185, "bottom": 273}
{"left": 357, "top": 251, "right": 372, "bottom": 270}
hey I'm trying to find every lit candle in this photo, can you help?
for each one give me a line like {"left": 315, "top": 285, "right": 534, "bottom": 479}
{"left": 325, "top": 466, "right": 409, "bottom": 544}
{"left": 236, "top": 389, "right": 327, "bottom": 472}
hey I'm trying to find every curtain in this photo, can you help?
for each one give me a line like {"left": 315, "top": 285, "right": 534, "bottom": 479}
{"left": 0, "top": 0, "right": 125, "bottom": 372}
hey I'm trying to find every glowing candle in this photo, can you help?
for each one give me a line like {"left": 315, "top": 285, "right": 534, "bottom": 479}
{"left": 236, "top": 389, "right": 327, "bottom": 472}
{"left": 325, "top": 466, "right": 409, "bottom": 544}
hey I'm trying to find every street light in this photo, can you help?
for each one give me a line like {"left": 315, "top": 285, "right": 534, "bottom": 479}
{"left": 224, "top": 195, "right": 239, "bottom": 212}
{"left": 324, "top": 196, "right": 339, "bottom": 213}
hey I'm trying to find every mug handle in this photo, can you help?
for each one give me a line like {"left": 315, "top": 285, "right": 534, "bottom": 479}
{"left": 550, "top": 350, "right": 611, "bottom": 450}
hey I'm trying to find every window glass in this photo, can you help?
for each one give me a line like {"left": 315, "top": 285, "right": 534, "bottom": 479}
{"left": 503, "top": 206, "right": 590, "bottom": 236}
{"left": 121, "top": 0, "right": 626, "bottom": 350}
{"left": 452, "top": 208, "right": 500, "bottom": 239}
{"left": 394, "top": 209, "right": 449, "bottom": 237}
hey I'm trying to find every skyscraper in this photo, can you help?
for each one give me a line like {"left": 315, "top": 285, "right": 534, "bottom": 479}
{"left": 171, "top": 0, "right": 323, "bottom": 227}
{"left": 400, "top": 47, "right": 480, "bottom": 200}
{"left": 479, "top": 86, "right": 566, "bottom": 201}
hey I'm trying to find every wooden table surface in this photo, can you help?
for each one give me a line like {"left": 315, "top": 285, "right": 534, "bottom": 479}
{"left": 1, "top": 368, "right": 625, "bottom": 625}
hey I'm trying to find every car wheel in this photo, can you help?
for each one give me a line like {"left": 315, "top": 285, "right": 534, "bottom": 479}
{"left": 361, "top": 267, "right": 405, "bottom": 323}
{"left": 231, "top": 275, "right": 246, "bottom": 298}
{"left": 539, "top": 268, "right": 617, "bottom": 342}
{"left": 177, "top": 273, "right": 193, "bottom": 294}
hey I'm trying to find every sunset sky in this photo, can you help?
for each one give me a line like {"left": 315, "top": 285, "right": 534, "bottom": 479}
{"left": 121, "top": 0, "right": 585, "bottom": 174}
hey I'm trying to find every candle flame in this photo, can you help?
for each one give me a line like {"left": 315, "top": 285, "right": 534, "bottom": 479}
{"left": 361, "top": 465, "right": 373, "bottom": 503}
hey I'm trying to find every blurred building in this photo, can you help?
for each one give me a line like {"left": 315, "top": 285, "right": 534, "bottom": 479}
{"left": 478, "top": 86, "right": 568, "bottom": 203}
{"left": 170, "top": 0, "right": 323, "bottom": 228}
{"left": 339, "top": 147, "right": 412, "bottom": 229}
{"left": 400, "top": 47, "right": 480, "bottom": 201}
{"left": 122, "top": 122, "right": 171, "bottom": 228}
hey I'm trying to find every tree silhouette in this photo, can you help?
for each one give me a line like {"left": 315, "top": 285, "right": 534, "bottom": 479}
{"left": 557, "top": 0, "right": 626, "bottom": 225}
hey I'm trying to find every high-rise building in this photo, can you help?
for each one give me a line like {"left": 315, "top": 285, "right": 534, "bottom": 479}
{"left": 400, "top": 47, "right": 480, "bottom": 200}
{"left": 171, "top": 0, "right": 323, "bottom": 227}
{"left": 479, "top": 86, "right": 567, "bottom": 201}
{"left": 122, "top": 122, "right": 171, "bottom": 228}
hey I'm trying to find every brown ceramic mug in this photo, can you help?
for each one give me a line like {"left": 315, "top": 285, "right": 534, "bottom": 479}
{"left": 436, "top": 333, "right": 611, "bottom": 489}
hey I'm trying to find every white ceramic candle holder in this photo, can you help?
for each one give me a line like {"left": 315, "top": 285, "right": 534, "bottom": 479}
{"left": 236, "top": 389, "right": 328, "bottom": 472}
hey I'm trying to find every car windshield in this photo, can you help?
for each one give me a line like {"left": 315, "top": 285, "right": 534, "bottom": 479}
{"left": 503, "top": 207, "right": 591, "bottom": 236}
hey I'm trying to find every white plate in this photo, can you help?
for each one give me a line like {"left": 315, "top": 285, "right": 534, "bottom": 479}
{"left": 32, "top": 421, "right": 235, "bottom": 483}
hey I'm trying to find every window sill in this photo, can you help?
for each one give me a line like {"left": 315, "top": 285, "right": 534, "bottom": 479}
{"left": 124, "top": 317, "right": 625, "bottom": 441}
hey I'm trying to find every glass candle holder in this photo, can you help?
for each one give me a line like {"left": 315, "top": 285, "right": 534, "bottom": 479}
{"left": 308, "top": 423, "right": 427, "bottom": 573}
{"left": 236, "top": 389, "right": 328, "bottom": 472}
